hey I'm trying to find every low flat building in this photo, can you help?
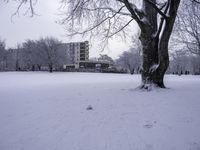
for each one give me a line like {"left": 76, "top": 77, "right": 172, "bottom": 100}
{"left": 79, "top": 60, "right": 110, "bottom": 69}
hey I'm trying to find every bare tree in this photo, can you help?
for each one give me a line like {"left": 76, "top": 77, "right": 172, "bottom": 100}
{"left": 21, "top": 39, "right": 46, "bottom": 71}
{"left": 0, "top": 39, "right": 7, "bottom": 71}
{"left": 175, "top": 1, "right": 200, "bottom": 56}
{"left": 116, "top": 46, "right": 141, "bottom": 74}
{"left": 169, "top": 53, "right": 200, "bottom": 75}
{"left": 59, "top": 0, "right": 181, "bottom": 89}
{"left": 98, "top": 54, "right": 114, "bottom": 64}
{"left": 15, "top": 44, "right": 22, "bottom": 71}
{"left": 5, "top": 45, "right": 22, "bottom": 71}
{"left": 37, "top": 37, "right": 64, "bottom": 73}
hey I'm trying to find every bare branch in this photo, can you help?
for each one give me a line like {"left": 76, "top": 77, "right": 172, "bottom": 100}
{"left": 174, "top": 0, "right": 200, "bottom": 56}
{"left": 122, "top": 0, "right": 143, "bottom": 26}
{"left": 10, "top": 0, "right": 38, "bottom": 19}
{"left": 193, "top": 0, "right": 200, "bottom": 4}
{"left": 66, "top": 5, "right": 127, "bottom": 36}
{"left": 80, "top": 6, "right": 131, "bottom": 17}
{"left": 144, "top": 0, "right": 168, "bottom": 19}
{"left": 156, "top": 0, "right": 170, "bottom": 38}
{"left": 107, "top": 18, "right": 134, "bottom": 38}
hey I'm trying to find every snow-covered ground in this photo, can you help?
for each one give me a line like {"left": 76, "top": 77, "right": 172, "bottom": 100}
{"left": 0, "top": 72, "right": 200, "bottom": 150}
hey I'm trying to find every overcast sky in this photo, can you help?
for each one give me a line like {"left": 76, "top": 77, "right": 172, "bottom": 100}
{"left": 0, "top": 0, "right": 137, "bottom": 59}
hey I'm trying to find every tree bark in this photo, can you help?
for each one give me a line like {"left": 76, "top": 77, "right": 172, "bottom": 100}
{"left": 139, "top": 0, "right": 161, "bottom": 89}
{"left": 139, "top": 0, "right": 181, "bottom": 90}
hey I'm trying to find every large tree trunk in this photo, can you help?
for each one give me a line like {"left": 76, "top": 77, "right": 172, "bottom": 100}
{"left": 139, "top": 0, "right": 163, "bottom": 89}
{"left": 140, "top": 34, "right": 166, "bottom": 89}
{"left": 139, "top": 0, "right": 180, "bottom": 90}
{"left": 140, "top": 39, "right": 166, "bottom": 89}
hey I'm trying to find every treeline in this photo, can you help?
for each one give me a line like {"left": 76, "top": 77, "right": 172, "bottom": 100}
{"left": 1, "top": 36, "right": 200, "bottom": 75}
{"left": 0, "top": 37, "right": 71, "bottom": 72}
{"left": 168, "top": 54, "right": 200, "bottom": 75}
{"left": 115, "top": 46, "right": 200, "bottom": 75}
{"left": 115, "top": 47, "right": 142, "bottom": 74}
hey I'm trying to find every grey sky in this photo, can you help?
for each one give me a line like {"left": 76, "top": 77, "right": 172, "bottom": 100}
{"left": 0, "top": 0, "right": 136, "bottom": 59}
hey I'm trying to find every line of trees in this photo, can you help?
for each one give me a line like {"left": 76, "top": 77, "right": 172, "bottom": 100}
{"left": 115, "top": 45, "right": 200, "bottom": 75}
{"left": 115, "top": 37, "right": 142, "bottom": 74}
{"left": 169, "top": 55, "right": 200, "bottom": 75}
{"left": 0, "top": 37, "right": 70, "bottom": 72}
{"left": 168, "top": 0, "right": 200, "bottom": 75}
{"left": 115, "top": 48, "right": 142, "bottom": 74}
{"left": 174, "top": 0, "right": 200, "bottom": 56}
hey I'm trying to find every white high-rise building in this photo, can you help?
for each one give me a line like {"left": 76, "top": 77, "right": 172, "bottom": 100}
{"left": 62, "top": 41, "right": 89, "bottom": 69}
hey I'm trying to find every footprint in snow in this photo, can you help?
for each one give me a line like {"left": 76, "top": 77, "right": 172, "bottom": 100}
{"left": 143, "top": 121, "right": 157, "bottom": 129}
{"left": 144, "top": 124, "right": 153, "bottom": 128}
{"left": 86, "top": 105, "right": 93, "bottom": 110}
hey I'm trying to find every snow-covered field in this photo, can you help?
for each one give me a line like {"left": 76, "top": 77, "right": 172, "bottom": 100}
{"left": 0, "top": 72, "right": 200, "bottom": 150}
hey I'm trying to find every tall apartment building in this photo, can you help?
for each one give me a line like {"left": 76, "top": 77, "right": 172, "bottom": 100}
{"left": 62, "top": 41, "right": 89, "bottom": 68}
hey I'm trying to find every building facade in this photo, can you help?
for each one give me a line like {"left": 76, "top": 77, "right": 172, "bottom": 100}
{"left": 62, "top": 41, "right": 89, "bottom": 69}
{"left": 62, "top": 41, "right": 110, "bottom": 70}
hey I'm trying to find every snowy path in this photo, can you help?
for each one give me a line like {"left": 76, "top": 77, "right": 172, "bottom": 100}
{"left": 0, "top": 72, "right": 200, "bottom": 150}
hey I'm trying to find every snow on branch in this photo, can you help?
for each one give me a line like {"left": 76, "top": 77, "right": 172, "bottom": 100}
{"left": 149, "top": 63, "right": 159, "bottom": 73}
{"left": 155, "top": 1, "right": 170, "bottom": 38}
{"left": 122, "top": 0, "right": 144, "bottom": 26}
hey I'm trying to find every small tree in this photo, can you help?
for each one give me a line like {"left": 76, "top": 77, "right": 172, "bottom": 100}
{"left": 37, "top": 37, "right": 63, "bottom": 73}
{"left": 116, "top": 47, "right": 141, "bottom": 74}
{"left": 98, "top": 54, "right": 114, "bottom": 64}
{"left": 0, "top": 39, "right": 7, "bottom": 71}
{"left": 21, "top": 39, "right": 49, "bottom": 71}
